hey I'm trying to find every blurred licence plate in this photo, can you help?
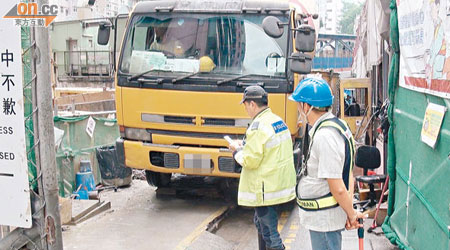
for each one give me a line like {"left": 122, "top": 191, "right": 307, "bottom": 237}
{"left": 184, "top": 154, "right": 212, "bottom": 174}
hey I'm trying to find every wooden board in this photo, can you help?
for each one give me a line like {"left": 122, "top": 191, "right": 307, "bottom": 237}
{"left": 73, "top": 201, "right": 111, "bottom": 224}
{"left": 55, "top": 90, "right": 115, "bottom": 106}
{"left": 71, "top": 199, "right": 101, "bottom": 222}
{"left": 59, "top": 197, "right": 72, "bottom": 225}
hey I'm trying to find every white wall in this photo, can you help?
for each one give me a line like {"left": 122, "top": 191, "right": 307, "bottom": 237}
{"left": 317, "top": 0, "right": 343, "bottom": 34}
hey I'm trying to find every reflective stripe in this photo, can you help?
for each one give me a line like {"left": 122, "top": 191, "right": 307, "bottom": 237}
{"left": 265, "top": 132, "right": 291, "bottom": 149}
{"left": 297, "top": 190, "right": 352, "bottom": 211}
{"left": 297, "top": 195, "right": 338, "bottom": 211}
{"left": 260, "top": 123, "right": 275, "bottom": 137}
{"left": 264, "top": 187, "right": 295, "bottom": 201}
{"left": 280, "top": 132, "right": 291, "bottom": 143}
{"left": 344, "top": 128, "right": 353, "bottom": 140}
{"left": 238, "top": 191, "right": 257, "bottom": 201}
{"left": 322, "top": 121, "right": 352, "bottom": 139}
{"left": 265, "top": 136, "right": 280, "bottom": 149}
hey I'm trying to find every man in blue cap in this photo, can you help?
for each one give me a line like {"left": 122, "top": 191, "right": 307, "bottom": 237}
{"left": 289, "top": 77, "right": 363, "bottom": 250}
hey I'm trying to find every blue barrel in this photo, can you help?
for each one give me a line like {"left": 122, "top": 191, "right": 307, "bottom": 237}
{"left": 75, "top": 160, "right": 96, "bottom": 193}
{"left": 76, "top": 172, "right": 96, "bottom": 191}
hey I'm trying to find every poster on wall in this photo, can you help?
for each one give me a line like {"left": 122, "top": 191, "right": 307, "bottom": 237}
{"left": 421, "top": 102, "right": 446, "bottom": 148}
{"left": 398, "top": 0, "right": 450, "bottom": 99}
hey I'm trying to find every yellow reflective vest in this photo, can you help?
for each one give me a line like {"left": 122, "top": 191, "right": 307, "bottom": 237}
{"left": 234, "top": 108, "right": 296, "bottom": 207}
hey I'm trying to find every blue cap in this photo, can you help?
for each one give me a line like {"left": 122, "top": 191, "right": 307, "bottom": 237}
{"left": 288, "top": 77, "right": 334, "bottom": 107}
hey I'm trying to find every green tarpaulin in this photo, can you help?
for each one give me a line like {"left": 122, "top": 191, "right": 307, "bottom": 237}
{"left": 54, "top": 115, "right": 119, "bottom": 197}
{"left": 382, "top": 1, "right": 450, "bottom": 249}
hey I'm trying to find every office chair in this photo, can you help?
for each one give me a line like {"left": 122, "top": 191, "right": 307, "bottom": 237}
{"left": 354, "top": 145, "right": 386, "bottom": 210}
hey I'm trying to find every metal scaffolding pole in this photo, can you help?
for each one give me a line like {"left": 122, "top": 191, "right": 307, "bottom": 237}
{"left": 0, "top": 226, "right": 40, "bottom": 249}
{"left": 35, "top": 0, "right": 63, "bottom": 248}
{"left": 30, "top": 23, "right": 48, "bottom": 250}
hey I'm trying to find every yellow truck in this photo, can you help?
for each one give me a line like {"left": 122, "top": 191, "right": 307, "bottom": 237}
{"left": 98, "top": 0, "right": 317, "bottom": 187}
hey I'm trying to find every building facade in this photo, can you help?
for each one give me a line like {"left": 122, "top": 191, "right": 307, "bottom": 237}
{"left": 50, "top": 0, "right": 138, "bottom": 21}
{"left": 316, "top": 0, "right": 343, "bottom": 34}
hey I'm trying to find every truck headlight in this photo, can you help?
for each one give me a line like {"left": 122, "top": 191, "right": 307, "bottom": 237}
{"left": 124, "top": 127, "right": 152, "bottom": 142}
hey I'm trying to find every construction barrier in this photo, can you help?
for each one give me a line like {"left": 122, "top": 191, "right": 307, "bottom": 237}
{"left": 54, "top": 115, "right": 119, "bottom": 197}
{"left": 382, "top": 1, "right": 450, "bottom": 249}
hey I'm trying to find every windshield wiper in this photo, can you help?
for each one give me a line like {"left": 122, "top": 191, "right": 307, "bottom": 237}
{"left": 127, "top": 69, "right": 169, "bottom": 81}
{"left": 171, "top": 71, "right": 203, "bottom": 83}
{"left": 216, "top": 74, "right": 268, "bottom": 85}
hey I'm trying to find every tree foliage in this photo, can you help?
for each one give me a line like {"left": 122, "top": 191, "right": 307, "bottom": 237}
{"left": 338, "top": 0, "right": 364, "bottom": 34}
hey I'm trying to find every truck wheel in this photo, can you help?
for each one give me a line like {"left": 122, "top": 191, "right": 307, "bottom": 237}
{"left": 145, "top": 170, "right": 171, "bottom": 187}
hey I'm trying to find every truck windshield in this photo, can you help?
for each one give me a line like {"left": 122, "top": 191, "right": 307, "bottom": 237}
{"left": 119, "top": 14, "right": 289, "bottom": 80}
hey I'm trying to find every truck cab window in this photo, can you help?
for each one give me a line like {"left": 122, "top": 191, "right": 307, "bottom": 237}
{"left": 119, "top": 14, "right": 288, "bottom": 79}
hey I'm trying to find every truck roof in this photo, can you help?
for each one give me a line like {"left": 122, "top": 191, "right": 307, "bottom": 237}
{"left": 132, "top": 0, "right": 290, "bottom": 15}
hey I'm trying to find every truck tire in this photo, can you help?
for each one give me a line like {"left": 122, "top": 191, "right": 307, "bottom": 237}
{"left": 145, "top": 170, "right": 171, "bottom": 187}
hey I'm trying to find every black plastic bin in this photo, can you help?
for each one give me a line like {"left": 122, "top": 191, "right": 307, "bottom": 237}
{"left": 96, "top": 145, "right": 132, "bottom": 187}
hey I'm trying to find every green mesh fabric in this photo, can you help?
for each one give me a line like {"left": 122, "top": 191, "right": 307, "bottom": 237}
{"left": 54, "top": 116, "right": 119, "bottom": 197}
{"left": 382, "top": 1, "right": 450, "bottom": 249}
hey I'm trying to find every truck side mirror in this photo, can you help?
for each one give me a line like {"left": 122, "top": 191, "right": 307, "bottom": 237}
{"left": 262, "top": 16, "right": 284, "bottom": 38}
{"left": 295, "top": 25, "right": 315, "bottom": 52}
{"left": 290, "top": 52, "right": 312, "bottom": 74}
{"left": 98, "top": 21, "right": 111, "bottom": 45}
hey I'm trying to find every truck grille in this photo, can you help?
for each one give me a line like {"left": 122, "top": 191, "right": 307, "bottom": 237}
{"left": 150, "top": 151, "right": 180, "bottom": 168}
{"left": 142, "top": 113, "right": 250, "bottom": 127}
{"left": 164, "top": 115, "right": 194, "bottom": 124}
{"left": 218, "top": 157, "right": 236, "bottom": 173}
{"left": 203, "top": 118, "right": 235, "bottom": 126}
{"left": 164, "top": 153, "right": 180, "bottom": 168}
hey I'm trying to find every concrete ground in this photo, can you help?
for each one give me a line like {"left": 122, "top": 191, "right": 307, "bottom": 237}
{"left": 212, "top": 206, "right": 397, "bottom": 250}
{"left": 62, "top": 179, "right": 398, "bottom": 250}
{"left": 62, "top": 180, "right": 231, "bottom": 250}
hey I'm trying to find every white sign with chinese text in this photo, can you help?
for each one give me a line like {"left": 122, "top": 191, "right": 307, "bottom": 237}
{"left": 0, "top": 0, "right": 32, "bottom": 228}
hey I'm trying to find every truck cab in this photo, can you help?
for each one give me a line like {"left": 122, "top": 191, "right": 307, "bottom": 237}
{"left": 99, "top": 0, "right": 316, "bottom": 187}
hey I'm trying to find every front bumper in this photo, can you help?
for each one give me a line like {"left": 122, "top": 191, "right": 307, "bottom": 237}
{"left": 117, "top": 139, "right": 240, "bottom": 178}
